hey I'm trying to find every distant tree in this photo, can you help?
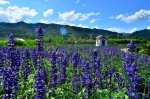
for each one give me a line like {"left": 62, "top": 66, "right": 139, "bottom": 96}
{"left": 135, "top": 36, "right": 138, "bottom": 39}
{"left": 89, "top": 33, "right": 93, "bottom": 40}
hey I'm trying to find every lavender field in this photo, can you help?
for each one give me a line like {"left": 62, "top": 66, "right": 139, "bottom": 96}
{"left": 0, "top": 27, "right": 150, "bottom": 99}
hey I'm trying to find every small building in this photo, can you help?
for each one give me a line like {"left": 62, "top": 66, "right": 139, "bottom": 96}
{"left": 96, "top": 35, "right": 107, "bottom": 46}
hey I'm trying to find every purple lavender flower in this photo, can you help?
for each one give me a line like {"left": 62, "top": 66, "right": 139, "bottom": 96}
{"left": 71, "top": 52, "right": 79, "bottom": 69}
{"left": 71, "top": 52, "right": 81, "bottom": 94}
{"left": 90, "top": 50, "right": 103, "bottom": 90}
{"left": 95, "top": 71, "right": 103, "bottom": 89}
{"left": 57, "top": 56, "right": 68, "bottom": 85}
{"left": 84, "top": 74, "right": 92, "bottom": 99}
{"left": 90, "top": 49, "right": 98, "bottom": 60}
{"left": 127, "top": 40, "right": 136, "bottom": 53}
{"left": 1, "top": 34, "right": 19, "bottom": 99}
{"left": 122, "top": 41, "right": 143, "bottom": 98}
{"left": 34, "top": 70, "right": 47, "bottom": 99}
{"left": 82, "top": 60, "right": 89, "bottom": 70}
{"left": 90, "top": 50, "right": 98, "bottom": 74}
{"left": 21, "top": 49, "right": 32, "bottom": 81}
{"left": 14, "top": 49, "right": 20, "bottom": 72}
{"left": 32, "top": 48, "right": 38, "bottom": 69}
{"left": 41, "top": 66, "right": 49, "bottom": 87}
{"left": 6, "top": 34, "right": 18, "bottom": 71}
{"left": 2, "top": 67, "right": 18, "bottom": 99}
{"left": 35, "top": 26, "right": 44, "bottom": 39}
{"left": 6, "top": 33, "right": 16, "bottom": 48}
{"left": 71, "top": 76, "right": 79, "bottom": 94}
{"left": 49, "top": 51, "right": 57, "bottom": 96}
{"left": 80, "top": 59, "right": 90, "bottom": 87}
{"left": 35, "top": 26, "right": 45, "bottom": 71}
{"left": 0, "top": 51, "right": 5, "bottom": 76}
{"left": 37, "top": 40, "right": 44, "bottom": 52}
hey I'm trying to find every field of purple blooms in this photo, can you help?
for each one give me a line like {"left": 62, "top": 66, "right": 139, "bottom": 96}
{"left": 0, "top": 26, "right": 150, "bottom": 99}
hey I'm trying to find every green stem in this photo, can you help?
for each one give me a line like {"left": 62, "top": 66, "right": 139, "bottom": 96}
{"left": 29, "top": 58, "right": 36, "bottom": 74}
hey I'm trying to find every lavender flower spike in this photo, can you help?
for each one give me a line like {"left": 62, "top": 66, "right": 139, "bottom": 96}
{"left": 35, "top": 26, "right": 44, "bottom": 39}
{"left": 127, "top": 40, "right": 136, "bottom": 53}
{"left": 34, "top": 70, "right": 47, "bottom": 99}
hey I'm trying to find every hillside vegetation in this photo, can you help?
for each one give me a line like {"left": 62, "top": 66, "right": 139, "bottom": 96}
{"left": 0, "top": 21, "right": 124, "bottom": 39}
{"left": 0, "top": 21, "right": 150, "bottom": 40}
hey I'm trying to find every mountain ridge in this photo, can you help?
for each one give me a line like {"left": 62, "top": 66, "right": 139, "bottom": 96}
{"left": 0, "top": 21, "right": 149, "bottom": 39}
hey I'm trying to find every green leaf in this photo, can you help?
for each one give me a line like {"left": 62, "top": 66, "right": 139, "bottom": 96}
{"left": 29, "top": 58, "right": 36, "bottom": 74}
{"left": 28, "top": 74, "right": 35, "bottom": 84}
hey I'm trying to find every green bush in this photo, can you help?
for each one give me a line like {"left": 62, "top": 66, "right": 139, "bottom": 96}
{"left": 0, "top": 40, "right": 7, "bottom": 46}
{"left": 43, "top": 36, "right": 66, "bottom": 44}
{"left": 24, "top": 39, "right": 37, "bottom": 47}
{"left": 15, "top": 40, "right": 25, "bottom": 46}
{"left": 0, "top": 39, "right": 37, "bottom": 47}
{"left": 140, "top": 41, "right": 150, "bottom": 55}
{"left": 108, "top": 39, "right": 147, "bottom": 44}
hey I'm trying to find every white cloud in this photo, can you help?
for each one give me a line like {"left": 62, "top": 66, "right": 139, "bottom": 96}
{"left": 105, "top": 27, "right": 122, "bottom": 33}
{"left": 93, "top": 26, "right": 99, "bottom": 29}
{"left": 0, "top": 6, "right": 38, "bottom": 23}
{"left": 76, "top": 0, "right": 80, "bottom": 4}
{"left": 43, "top": 9, "right": 53, "bottom": 17}
{"left": 24, "top": 19, "right": 31, "bottom": 23}
{"left": 59, "top": 10, "right": 81, "bottom": 21}
{"left": 51, "top": 21, "right": 76, "bottom": 26}
{"left": 58, "top": 10, "right": 100, "bottom": 21}
{"left": 79, "top": 12, "right": 99, "bottom": 21}
{"left": 115, "top": 9, "right": 150, "bottom": 23}
{"left": 116, "top": 14, "right": 124, "bottom": 19}
{"left": 77, "top": 24, "right": 89, "bottom": 28}
{"left": 90, "top": 19, "right": 95, "bottom": 23}
{"left": 0, "top": 0, "right": 10, "bottom": 4}
{"left": 95, "top": 13, "right": 100, "bottom": 15}
{"left": 39, "top": 19, "right": 49, "bottom": 24}
{"left": 109, "top": 16, "right": 114, "bottom": 19}
{"left": 79, "top": 15, "right": 90, "bottom": 21}
{"left": 130, "top": 28, "right": 138, "bottom": 33}
{"left": 51, "top": 21, "right": 89, "bottom": 28}
{"left": 147, "top": 26, "right": 150, "bottom": 30}
{"left": 79, "top": 12, "right": 94, "bottom": 21}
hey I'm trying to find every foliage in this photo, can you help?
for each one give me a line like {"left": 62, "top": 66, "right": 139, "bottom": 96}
{"left": 0, "top": 22, "right": 122, "bottom": 39}
{"left": 0, "top": 39, "right": 37, "bottom": 48}
{"left": 129, "top": 29, "right": 150, "bottom": 39}
{"left": 108, "top": 39, "right": 147, "bottom": 44}
{"left": 43, "top": 36, "right": 66, "bottom": 44}
{"left": 140, "top": 41, "right": 150, "bottom": 55}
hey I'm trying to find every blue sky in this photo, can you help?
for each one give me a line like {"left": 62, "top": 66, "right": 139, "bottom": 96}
{"left": 0, "top": 0, "right": 150, "bottom": 33}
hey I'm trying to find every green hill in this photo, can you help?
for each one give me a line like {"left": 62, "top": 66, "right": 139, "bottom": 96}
{"left": 0, "top": 21, "right": 123, "bottom": 39}
{"left": 129, "top": 29, "right": 150, "bottom": 39}
{"left": 1, "top": 21, "right": 150, "bottom": 40}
